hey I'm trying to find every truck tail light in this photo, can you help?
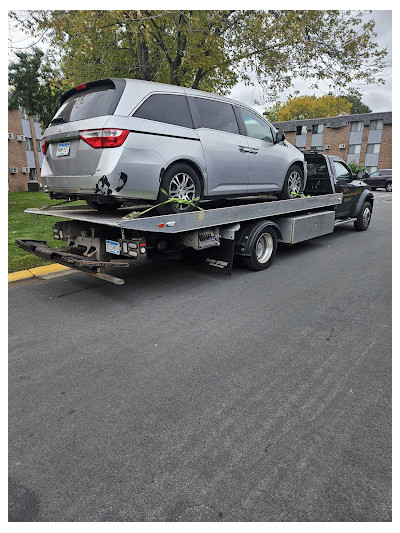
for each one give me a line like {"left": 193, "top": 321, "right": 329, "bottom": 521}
{"left": 41, "top": 138, "right": 48, "bottom": 154}
{"left": 79, "top": 129, "right": 129, "bottom": 148}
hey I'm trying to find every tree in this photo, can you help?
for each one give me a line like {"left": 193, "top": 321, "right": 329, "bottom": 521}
{"left": 8, "top": 47, "right": 66, "bottom": 128}
{"left": 268, "top": 94, "right": 352, "bottom": 121}
{"left": 338, "top": 90, "right": 372, "bottom": 114}
{"left": 347, "top": 161, "right": 366, "bottom": 175}
{"left": 10, "top": 10, "right": 388, "bottom": 98}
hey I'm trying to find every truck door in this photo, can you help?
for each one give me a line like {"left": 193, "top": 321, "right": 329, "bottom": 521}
{"left": 333, "top": 159, "right": 360, "bottom": 217}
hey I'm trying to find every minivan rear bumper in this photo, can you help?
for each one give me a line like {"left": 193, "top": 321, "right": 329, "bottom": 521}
{"left": 41, "top": 146, "right": 166, "bottom": 201}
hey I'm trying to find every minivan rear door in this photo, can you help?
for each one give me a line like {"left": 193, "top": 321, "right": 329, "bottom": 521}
{"left": 43, "top": 79, "right": 125, "bottom": 177}
{"left": 188, "top": 96, "right": 249, "bottom": 196}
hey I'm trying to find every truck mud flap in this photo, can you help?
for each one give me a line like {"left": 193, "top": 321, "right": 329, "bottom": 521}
{"left": 15, "top": 239, "right": 129, "bottom": 285}
{"left": 199, "top": 238, "right": 235, "bottom": 276}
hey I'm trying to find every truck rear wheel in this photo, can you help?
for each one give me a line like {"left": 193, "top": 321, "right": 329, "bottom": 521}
{"left": 354, "top": 201, "right": 372, "bottom": 231}
{"left": 241, "top": 227, "right": 277, "bottom": 271}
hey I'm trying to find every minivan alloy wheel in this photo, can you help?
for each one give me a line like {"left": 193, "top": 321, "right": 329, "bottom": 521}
{"left": 288, "top": 170, "right": 302, "bottom": 196}
{"left": 169, "top": 172, "right": 197, "bottom": 210}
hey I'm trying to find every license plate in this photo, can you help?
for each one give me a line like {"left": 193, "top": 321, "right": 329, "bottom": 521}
{"left": 106, "top": 240, "right": 120, "bottom": 255}
{"left": 56, "top": 142, "right": 70, "bottom": 157}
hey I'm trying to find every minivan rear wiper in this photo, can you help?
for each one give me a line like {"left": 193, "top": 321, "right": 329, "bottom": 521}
{"left": 50, "top": 117, "right": 66, "bottom": 125}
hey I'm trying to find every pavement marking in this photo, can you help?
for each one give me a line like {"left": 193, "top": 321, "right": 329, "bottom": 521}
{"left": 8, "top": 263, "right": 70, "bottom": 283}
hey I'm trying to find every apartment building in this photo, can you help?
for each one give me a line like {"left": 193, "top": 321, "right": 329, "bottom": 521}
{"left": 272, "top": 111, "right": 392, "bottom": 174}
{"left": 8, "top": 107, "right": 44, "bottom": 192}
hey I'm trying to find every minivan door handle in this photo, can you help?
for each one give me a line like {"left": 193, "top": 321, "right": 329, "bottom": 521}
{"left": 248, "top": 148, "right": 259, "bottom": 154}
{"left": 238, "top": 146, "right": 250, "bottom": 153}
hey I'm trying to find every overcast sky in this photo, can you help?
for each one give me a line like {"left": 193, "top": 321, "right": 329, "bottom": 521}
{"left": 8, "top": 8, "right": 392, "bottom": 114}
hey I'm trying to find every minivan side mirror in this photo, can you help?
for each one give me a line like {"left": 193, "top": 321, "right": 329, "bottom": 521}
{"left": 275, "top": 131, "right": 285, "bottom": 143}
{"left": 357, "top": 170, "right": 366, "bottom": 179}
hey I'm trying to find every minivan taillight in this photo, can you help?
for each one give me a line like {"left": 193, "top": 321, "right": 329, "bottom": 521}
{"left": 79, "top": 129, "right": 129, "bottom": 148}
{"left": 41, "top": 138, "right": 48, "bottom": 154}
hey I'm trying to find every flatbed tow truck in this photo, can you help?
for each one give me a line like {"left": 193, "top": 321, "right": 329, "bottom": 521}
{"left": 16, "top": 153, "right": 374, "bottom": 285}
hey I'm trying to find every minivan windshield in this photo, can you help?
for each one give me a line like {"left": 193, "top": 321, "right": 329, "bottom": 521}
{"left": 51, "top": 83, "right": 116, "bottom": 124}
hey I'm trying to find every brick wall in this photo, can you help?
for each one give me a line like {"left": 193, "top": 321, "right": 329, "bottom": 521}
{"left": 8, "top": 109, "right": 28, "bottom": 192}
{"left": 284, "top": 131, "right": 296, "bottom": 146}
{"left": 322, "top": 123, "right": 351, "bottom": 159}
{"left": 378, "top": 124, "right": 392, "bottom": 169}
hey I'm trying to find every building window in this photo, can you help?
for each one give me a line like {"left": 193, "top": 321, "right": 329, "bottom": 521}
{"left": 370, "top": 119, "right": 383, "bottom": 130}
{"left": 348, "top": 144, "right": 361, "bottom": 154}
{"left": 25, "top": 137, "right": 33, "bottom": 151}
{"left": 29, "top": 168, "right": 37, "bottom": 181}
{"left": 366, "top": 143, "right": 381, "bottom": 154}
{"left": 296, "top": 125, "right": 307, "bottom": 135}
{"left": 366, "top": 166, "right": 378, "bottom": 175}
{"left": 312, "top": 124, "right": 324, "bottom": 134}
{"left": 350, "top": 121, "right": 363, "bottom": 132}
{"left": 36, "top": 139, "right": 41, "bottom": 152}
{"left": 20, "top": 107, "right": 29, "bottom": 120}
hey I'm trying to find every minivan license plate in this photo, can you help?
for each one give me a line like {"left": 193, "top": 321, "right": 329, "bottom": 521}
{"left": 56, "top": 142, "right": 70, "bottom": 157}
{"left": 106, "top": 240, "right": 120, "bottom": 255}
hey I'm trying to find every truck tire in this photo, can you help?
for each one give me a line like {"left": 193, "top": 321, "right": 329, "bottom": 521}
{"left": 385, "top": 182, "right": 392, "bottom": 192}
{"left": 354, "top": 201, "right": 372, "bottom": 231}
{"left": 156, "top": 163, "right": 202, "bottom": 215}
{"left": 87, "top": 201, "right": 122, "bottom": 211}
{"left": 241, "top": 227, "right": 277, "bottom": 271}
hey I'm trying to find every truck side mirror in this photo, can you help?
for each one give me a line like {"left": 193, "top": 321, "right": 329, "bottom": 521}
{"left": 357, "top": 170, "right": 366, "bottom": 179}
{"left": 275, "top": 131, "right": 285, "bottom": 143}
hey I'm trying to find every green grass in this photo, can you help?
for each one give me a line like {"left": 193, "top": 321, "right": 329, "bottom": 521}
{"left": 8, "top": 191, "right": 84, "bottom": 273}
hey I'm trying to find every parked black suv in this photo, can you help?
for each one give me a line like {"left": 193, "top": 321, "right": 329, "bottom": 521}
{"left": 363, "top": 169, "right": 392, "bottom": 192}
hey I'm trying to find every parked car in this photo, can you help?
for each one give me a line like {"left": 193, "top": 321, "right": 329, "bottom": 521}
{"left": 363, "top": 169, "right": 392, "bottom": 192}
{"left": 40, "top": 78, "right": 306, "bottom": 213}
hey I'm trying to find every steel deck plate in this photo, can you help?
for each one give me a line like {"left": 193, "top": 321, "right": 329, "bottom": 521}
{"left": 25, "top": 194, "right": 342, "bottom": 234}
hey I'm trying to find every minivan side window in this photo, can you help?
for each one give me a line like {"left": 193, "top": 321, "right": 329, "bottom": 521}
{"left": 133, "top": 94, "right": 193, "bottom": 128}
{"left": 189, "top": 97, "right": 239, "bottom": 134}
{"left": 239, "top": 108, "right": 274, "bottom": 142}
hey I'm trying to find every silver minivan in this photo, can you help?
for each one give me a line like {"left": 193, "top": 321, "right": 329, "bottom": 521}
{"left": 41, "top": 78, "right": 306, "bottom": 213}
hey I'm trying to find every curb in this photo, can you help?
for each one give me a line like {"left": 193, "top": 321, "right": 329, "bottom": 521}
{"left": 8, "top": 263, "right": 71, "bottom": 283}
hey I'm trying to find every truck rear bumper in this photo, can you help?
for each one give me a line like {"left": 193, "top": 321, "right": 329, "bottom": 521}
{"left": 15, "top": 239, "right": 129, "bottom": 285}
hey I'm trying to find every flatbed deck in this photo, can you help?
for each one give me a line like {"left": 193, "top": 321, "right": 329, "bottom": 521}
{"left": 26, "top": 193, "right": 342, "bottom": 233}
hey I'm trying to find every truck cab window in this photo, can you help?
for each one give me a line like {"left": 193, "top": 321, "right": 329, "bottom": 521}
{"left": 334, "top": 161, "right": 352, "bottom": 180}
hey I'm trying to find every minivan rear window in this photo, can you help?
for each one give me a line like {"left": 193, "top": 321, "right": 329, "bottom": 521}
{"left": 51, "top": 83, "right": 117, "bottom": 124}
{"left": 133, "top": 94, "right": 193, "bottom": 129}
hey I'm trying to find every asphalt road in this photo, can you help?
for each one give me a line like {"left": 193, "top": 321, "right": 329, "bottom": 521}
{"left": 9, "top": 192, "right": 392, "bottom": 522}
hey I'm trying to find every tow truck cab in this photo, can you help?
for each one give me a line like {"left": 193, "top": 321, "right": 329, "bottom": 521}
{"left": 303, "top": 152, "right": 374, "bottom": 220}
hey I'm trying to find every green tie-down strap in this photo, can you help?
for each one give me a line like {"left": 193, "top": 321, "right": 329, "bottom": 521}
{"left": 290, "top": 191, "right": 311, "bottom": 198}
{"left": 123, "top": 188, "right": 203, "bottom": 220}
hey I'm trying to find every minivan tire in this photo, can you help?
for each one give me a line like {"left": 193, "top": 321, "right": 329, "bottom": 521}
{"left": 277, "top": 164, "right": 304, "bottom": 200}
{"left": 156, "top": 163, "right": 202, "bottom": 215}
